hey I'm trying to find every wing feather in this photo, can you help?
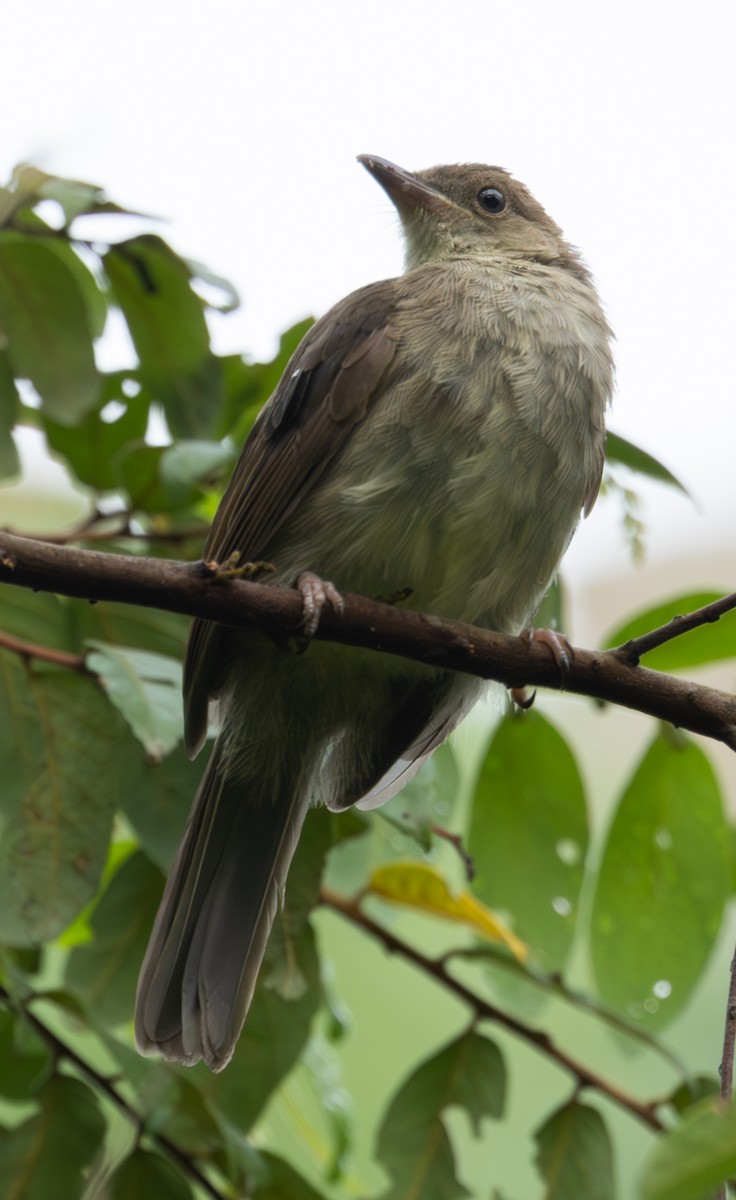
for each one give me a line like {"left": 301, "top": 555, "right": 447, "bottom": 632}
{"left": 183, "top": 281, "right": 401, "bottom": 755}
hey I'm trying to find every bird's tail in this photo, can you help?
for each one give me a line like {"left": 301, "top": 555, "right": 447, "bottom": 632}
{"left": 135, "top": 737, "right": 309, "bottom": 1072}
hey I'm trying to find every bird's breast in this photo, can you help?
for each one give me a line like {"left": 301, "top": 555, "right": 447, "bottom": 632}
{"left": 270, "top": 259, "right": 612, "bottom": 635}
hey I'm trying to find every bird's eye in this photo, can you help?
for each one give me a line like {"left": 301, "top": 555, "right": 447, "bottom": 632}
{"left": 477, "top": 187, "right": 506, "bottom": 214}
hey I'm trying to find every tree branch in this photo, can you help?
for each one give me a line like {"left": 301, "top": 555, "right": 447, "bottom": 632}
{"left": 0, "top": 629, "right": 90, "bottom": 672}
{"left": 1, "top": 531, "right": 735, "bottom": 749}
{"left": 319, "top": 887, "right": 665, "bottom": 1131}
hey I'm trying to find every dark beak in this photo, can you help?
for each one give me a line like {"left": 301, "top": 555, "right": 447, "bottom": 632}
{"left": 357, "top": 154, "right": 453, "bottom": 217}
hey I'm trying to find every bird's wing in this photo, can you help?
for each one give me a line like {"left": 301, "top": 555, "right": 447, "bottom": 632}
{"left": 184, "top": 280, "right": 401, "bottom": 755}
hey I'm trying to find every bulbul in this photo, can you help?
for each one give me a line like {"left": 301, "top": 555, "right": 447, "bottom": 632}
{"left": 135, "top": 155, "right": 613, "bottom": 1071}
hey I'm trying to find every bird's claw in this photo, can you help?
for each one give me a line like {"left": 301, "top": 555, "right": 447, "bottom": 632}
{"left": 297, "top": 571, "right": 344, "bottom": 637}
{"left": 521, "top": 626, "right": 574, "bottom": 687}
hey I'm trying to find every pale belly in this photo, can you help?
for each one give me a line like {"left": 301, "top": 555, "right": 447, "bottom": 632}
{"left": 266, "top": 404, "right": 591, "bottom": 636}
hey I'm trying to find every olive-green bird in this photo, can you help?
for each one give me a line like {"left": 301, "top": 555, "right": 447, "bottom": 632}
{"left": 135, "top": 155, "right": 613, "bottom": 1071}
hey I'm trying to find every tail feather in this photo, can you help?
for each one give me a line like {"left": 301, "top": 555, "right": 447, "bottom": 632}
{"left": 135, "top": 738, "right": 309, "bottom": 1071}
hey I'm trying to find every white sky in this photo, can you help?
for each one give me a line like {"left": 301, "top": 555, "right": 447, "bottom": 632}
{"left": 2, "top": 0, "right": 735, "bottom": 601}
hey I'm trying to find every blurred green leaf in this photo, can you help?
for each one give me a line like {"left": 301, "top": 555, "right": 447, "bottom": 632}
{"left": 0, "top": 1075, "right": 106, "bottom": 1199}
{"left": 118, "top": 442, "right": 172, "bottom": 512}
{"left": 603, "top": 591, "right": 736, "bottom": 670}
{"left": 468, "top": 711, "right": 588, "bottom": 970}
{"left": 159, "top": 439, "right": 235, "bottom": 505}
{"left": 219, "top": 318, "right": 314, "bottom": 441}
{"left": 105, "top": 235, "right": 222, "bottom": 438}
{"left": 251, "top": 1151, "right": 329, "bottom": 1199}
{"left": 86, "top": 641, "right": 183, "bottom": 760}
{"left": 43, "top": 375, "right": 149, "bottom": 490}
{"left": 534, "top": 576, "right": 567, "bottom": 635}
{"left": 0, "top": 671, "right": 126, "bottom": 943}
{"left": 0, "top": 349, "right": 20, "bottom": 478}
{"left": 119, "top": 743, "right": 201, "bottom": 871}
{"left": 0, "top": 236, "right": 100, "bottom": 422}
{"left": 0, "top": 1008, "right": 51, "bottom": 1100}
{"left": 108, "top": 1148, "right": 194, "bottom": 1200}
{"left": 0, "top": 587, "right": 75, "bottom": 649}
{"left": 375, "top": 1031, "right": 505, "bottom": 1200}
{"left": 534, "top": 1101, "right": 614, "bottom": 1199}
{"left": 639, "top": 1097, "right": 736, "bottom": 1200}
{"left": 590, "top": 733, "right": 729, "bottom": 1028}
{"left": 43, "top": 239, "right": 109, "bottom": 340}
{"left": 185, "top": 258, "right": 240, "bottom": 313}
{"left": 668, "top": 1076, "right": 720, "bottom": 1115}
{"left": 75, "top": 598, "right": 189, "bottom": 661}
{"left": 605, "top": 431, "right": 689, "bottom": 494}
{"left": 65, "top": 852, "right": 163, "bottom": 1025}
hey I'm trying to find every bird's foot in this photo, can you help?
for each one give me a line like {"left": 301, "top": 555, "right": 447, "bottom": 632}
{"left": 297, "top": 571, "right": 344, "bottom": 637}
{"left": 510, "top": 685, "right": 537, "bottom": 710}
{"left": 521, "top": 626, "right": 574, "bottom": 688}
{"left": 202, "top": 552, "right": 275, "bottom": 581}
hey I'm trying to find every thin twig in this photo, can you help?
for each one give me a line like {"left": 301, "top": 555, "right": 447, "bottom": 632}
{"left": 615, "top": 592, "right": 736, "bottom": 664}
{"left": 319, "top": 887, "right": 665, "bottom": 1131}
{"left": 0, "top": 986, "right": 227, "bottom": 1200}
{"left": 0, "top": 629, "right": 90, "bottom": 672}
{"left": 443, "top": 946, "right": 687, "bottom": 1076}
{"left": 720, "top": 948, "right": 736, "bottom": 1101}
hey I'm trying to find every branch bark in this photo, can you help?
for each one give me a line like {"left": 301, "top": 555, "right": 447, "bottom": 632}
{"left": 1, "top": 531, "right": 735, "bottom": 749}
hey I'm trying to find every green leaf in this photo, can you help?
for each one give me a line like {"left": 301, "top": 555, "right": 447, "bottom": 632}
{"left": 603, "top": 591, "right": 736, "bottom": 670}
{"left": 85, "top": 641, "right": 183, "bottom": 760}
{"left": 251, "top": 1151, "right": 329, "bottom": 1199}
{"left": 43, "top": 374, "right": 149, "bottom": 491}
{"left": 218, "top": 318, "right": 314, "bottom": 440}
{"left": 118, "top": 442, "right": 171, "bottom": 512}
{"left": 0, "top": 670, "right": 126, "bottom": 943}
{"left": 605, "top": 431, "right": 688, "bottom": 494}
{"left": 105, "top": 235, "right": 222, "bottom": 439}
{"left": 0, "top": 349, "right": 20, "bottom": 479}
{"left": 533, "top": 576, "right": 567, "bottom": 635}
{"left": 639, "top": 1097, "right": 736, "bottom": 1200}
{"left": 185, "top": 258, "right": 240, "bottom": 313}
{"left": 75, "top": 598, "right": 189, "bottom": 661}
{"left": 0, "top": 236, "right": 100, "bottom": 422}
{"left": 534, "top": 1101, "right": 614, "bottom": 1199}
{"left": 159, "top": 439, "right": 235, "bottom": 505}
{"left": 0, "top": 1075, "right": 106, "bottom": 1199}
{"left": 590, "top": 733, "right": 729, "bottom": 1028}
{"left": 42, "top": 238, "right": 108, "bottom": 340}
{"left": 0, "top": 587, "right": 74, "bottom": 649}
{"left": 0, "top": 1009, "right": 51, "bottom": 1100}
{"left": 375, "top": 1031, "right": 506, "bottom": 1200}
{"left": 468, "top": 711, "right": 588, "bottom": 970}
{"left": 65, "top": 852, "right": 163, "bottom": 1025}
{"left": 118, "top": 743, "right": 202, "bottom": 871}
{"left": 108, "top": 1148, "right": 195, "bottom": 1200}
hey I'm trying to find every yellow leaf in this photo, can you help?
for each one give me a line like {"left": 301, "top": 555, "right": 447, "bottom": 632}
{"left": 368, "top": 862, "right": 527, "bottom": 961}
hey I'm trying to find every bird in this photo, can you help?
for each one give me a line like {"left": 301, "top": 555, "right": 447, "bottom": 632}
{"left": 135, "top": 154, "right": 613, "bottom": 1071}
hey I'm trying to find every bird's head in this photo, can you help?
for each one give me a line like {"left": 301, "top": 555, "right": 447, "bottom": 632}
{"left": 358, "top": 154, "right": 584, "bottom": 276}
